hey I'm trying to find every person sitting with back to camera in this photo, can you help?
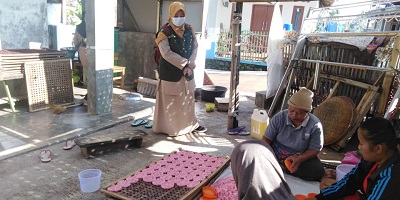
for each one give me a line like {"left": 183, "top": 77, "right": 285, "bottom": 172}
{"left": 307, "top": 117, "right": 400, "bottom": 200}
{"left": 152, "top": 1, "right": 207, "bottom": 136}
{"left": 262, "top": 87, "right": 325, "bottom": 181}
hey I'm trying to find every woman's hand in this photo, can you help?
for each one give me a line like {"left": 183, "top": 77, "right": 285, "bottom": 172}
{"left": 183, "top": 67, "right": 193, "bottom": 77}
{"left": 188, "top": 61, "right": 196, "bottom": 69}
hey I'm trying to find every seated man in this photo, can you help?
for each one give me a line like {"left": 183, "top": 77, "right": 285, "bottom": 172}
{"left": 262, "top": 87, "right": 325, "bottom": 181}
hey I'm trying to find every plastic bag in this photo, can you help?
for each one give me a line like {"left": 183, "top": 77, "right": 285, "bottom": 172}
{"left": 341, "top": 151, "right": 361, "bottom": 165}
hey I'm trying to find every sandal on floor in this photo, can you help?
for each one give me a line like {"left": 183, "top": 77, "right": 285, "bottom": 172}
{"left": 63, "top": 139, "right": 76, "bottom": 150}
{"left": 131, "top": 118, "right": 149, "bottom": 127}
{"left": 228, "top": 129, "right": 250, "bottom": 136}
{"left": 227, "top": 126, "right": 246, "bottom": 134}
{"left": 39, "top": 150, "right": 52, "bottom": 163}
{"left": 144, "top": 120, "right": 153, "bottom": 129}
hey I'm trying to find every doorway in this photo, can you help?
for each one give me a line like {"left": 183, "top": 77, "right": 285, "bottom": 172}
{"left": 250, "top": 4, "right": 282, "bottom": 32}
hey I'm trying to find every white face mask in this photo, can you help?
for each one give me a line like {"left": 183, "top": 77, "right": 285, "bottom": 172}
{"left": 172, "top": 17, "right": 185, "bottom": 27}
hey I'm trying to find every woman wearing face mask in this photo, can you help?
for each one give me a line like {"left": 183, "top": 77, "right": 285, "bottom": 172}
{"left": 153, "top": 1, "right": 207, "bottom": 136}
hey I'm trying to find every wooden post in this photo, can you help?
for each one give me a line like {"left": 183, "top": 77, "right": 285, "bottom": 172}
{"left": 376, "top": 71, "right": 395, "bottom": 117}
{"left": 376, "top": 33, "right": 400, "bottom": 116}
{"left": 228, "top": 3, "right": 242, "bottom": 129}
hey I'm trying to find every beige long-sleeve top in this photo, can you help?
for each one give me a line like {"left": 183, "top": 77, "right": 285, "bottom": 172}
{"left": 157, "top": 38, "right": 198, "bottom": 95}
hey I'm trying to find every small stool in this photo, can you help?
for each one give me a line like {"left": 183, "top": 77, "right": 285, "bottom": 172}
{"left": 113, "top": 66, "right": 125, "bottom": 88}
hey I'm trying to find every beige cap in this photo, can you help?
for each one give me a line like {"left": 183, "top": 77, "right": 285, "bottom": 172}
{"left": 288, "top": 87, "right": 313, "bottom": 112}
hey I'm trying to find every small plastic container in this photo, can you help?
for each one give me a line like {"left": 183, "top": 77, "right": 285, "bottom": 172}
{"left": 250, "top": 109, "right": 269, "bottom": 140}
{"left": 78, "top": 169, "right": 102, "bottom": 193}
{"left": 283, "top": 23, "right": 293, "bottom": 31}
{"left": 336, "top": 164, "right": 356, "bottom": 181}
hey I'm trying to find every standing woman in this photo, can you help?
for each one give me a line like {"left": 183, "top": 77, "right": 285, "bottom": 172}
{"left": 308, "top": 117, "right": 400, "bottom": 200}
{"left": 153, "top": 1, "right": 206, "bottom": 136}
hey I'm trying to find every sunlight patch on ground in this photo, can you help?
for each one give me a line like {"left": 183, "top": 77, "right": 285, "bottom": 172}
{"left": 48, "top": 128, "right": 83, "bottom": 140}
{"left": 146, "top": 140, "right": 223, "bottom": 154}
{"left": 0, "top": 126, "right": 30, "bottom": 138}
{"left": 234, "top": 138, "right": 248, "bottom": 143}
{"left": 0, "top": 143, "right": 36, "bottom": 157}
{"left": 117, "top": 107, "right": 155, "bottom": 120}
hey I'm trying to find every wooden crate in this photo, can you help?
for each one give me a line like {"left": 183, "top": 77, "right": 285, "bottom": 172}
{"left": 101, "top": 149, "right": 231, "bottom": 200}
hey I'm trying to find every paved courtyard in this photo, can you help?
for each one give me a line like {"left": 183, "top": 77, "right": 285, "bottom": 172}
{"left": 0, "top": 69, "right": 344, "bottom": 199}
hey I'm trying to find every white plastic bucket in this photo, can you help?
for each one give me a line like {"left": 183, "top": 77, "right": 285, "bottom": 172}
{"left": 250, "top": 109, "right": 269, "bottom": 140}
{"left": 78, "top": 169, "right": 102, "bottom": 193}
{"left": 336, "top": 164, "right": 356, "bottom": 181}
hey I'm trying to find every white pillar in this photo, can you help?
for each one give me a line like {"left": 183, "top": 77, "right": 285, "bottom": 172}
{"left": 85, "top": 0, "right": 114, "bottom": 114}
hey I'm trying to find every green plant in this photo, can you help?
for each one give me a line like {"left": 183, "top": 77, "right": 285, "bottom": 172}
{"left": 66, "top": 0, "right": 82, "bottom": 25}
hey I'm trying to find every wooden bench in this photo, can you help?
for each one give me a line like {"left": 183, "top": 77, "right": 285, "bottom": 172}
{"left": 75, "top": 129, "right": 147, "bottom": 158}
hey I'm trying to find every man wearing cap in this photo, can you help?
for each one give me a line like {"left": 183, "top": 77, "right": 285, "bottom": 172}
{"left": 229, "top": 88, "right": 324, "bottom": 199}
{"left": 262, "top": 87, "right": 324, "bottom": 181}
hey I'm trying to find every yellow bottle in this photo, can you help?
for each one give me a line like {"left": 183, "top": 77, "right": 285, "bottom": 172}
{"left": 250, "top": 109, "right": 269, "bottom": 140}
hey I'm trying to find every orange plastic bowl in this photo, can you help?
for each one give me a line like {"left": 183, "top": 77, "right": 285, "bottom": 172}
{"left": 202, "top": 186, "right": 217, "bottom": 199}
{"left": 295, "top": 194, "right": 307, "bottom": 200}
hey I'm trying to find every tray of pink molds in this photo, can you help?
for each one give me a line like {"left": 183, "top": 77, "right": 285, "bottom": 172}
{"left": 101, "top": 148, "right": 230, "bottom": 200}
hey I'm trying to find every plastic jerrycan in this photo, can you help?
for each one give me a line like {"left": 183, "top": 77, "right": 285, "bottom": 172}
{"left": 251, "top": 109, "right": 269, "bottom": 139}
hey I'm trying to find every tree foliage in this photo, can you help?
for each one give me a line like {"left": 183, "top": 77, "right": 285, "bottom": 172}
{"left": 66, "top": 0, "right": 82, "bottom": 25}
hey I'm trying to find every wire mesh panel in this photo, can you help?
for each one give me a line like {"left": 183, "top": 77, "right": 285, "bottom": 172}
{"left": 24, "top": 59, "right": 74, "bottom": 112}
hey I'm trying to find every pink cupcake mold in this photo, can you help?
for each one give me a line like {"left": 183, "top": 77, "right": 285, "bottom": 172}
{"left": 152, "top": 178, "right": 165, "bottom": 186}
{"left": 107, "top": 184, "right": 123, "bottom": 192}
{"left": 186, "top": 180, "right": 200, "bottom": 188}
{"left": 116, "top": 180, "right": 131, "bottom": 188}
{"left": 176, "top": 178, "right": 189, "bottom": 187}
{"left": 126, "top": 176, "right": 139, "bottom": 184}
{"left": 161, "top": 181, "right": 175, "bottom": 189}
{"left": 143, "top": 174, "right": 156, "bottom": 182}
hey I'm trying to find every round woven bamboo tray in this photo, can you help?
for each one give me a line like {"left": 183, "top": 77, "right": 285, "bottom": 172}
{"left": 312, "top": 96, "right": 355, "bottom": 146}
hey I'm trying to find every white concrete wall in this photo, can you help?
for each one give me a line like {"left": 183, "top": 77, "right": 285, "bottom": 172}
{"left": 126, "top": 0, "right": 158, "bottom": 33}
{"left": 0, "top": 0, "right": 48, "bottom": 49}
{"left": 124, "top": 0, "right": 203, "bottom": 33}
{"left": 0, "top": 0, "right": 49, "bottom": 99}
